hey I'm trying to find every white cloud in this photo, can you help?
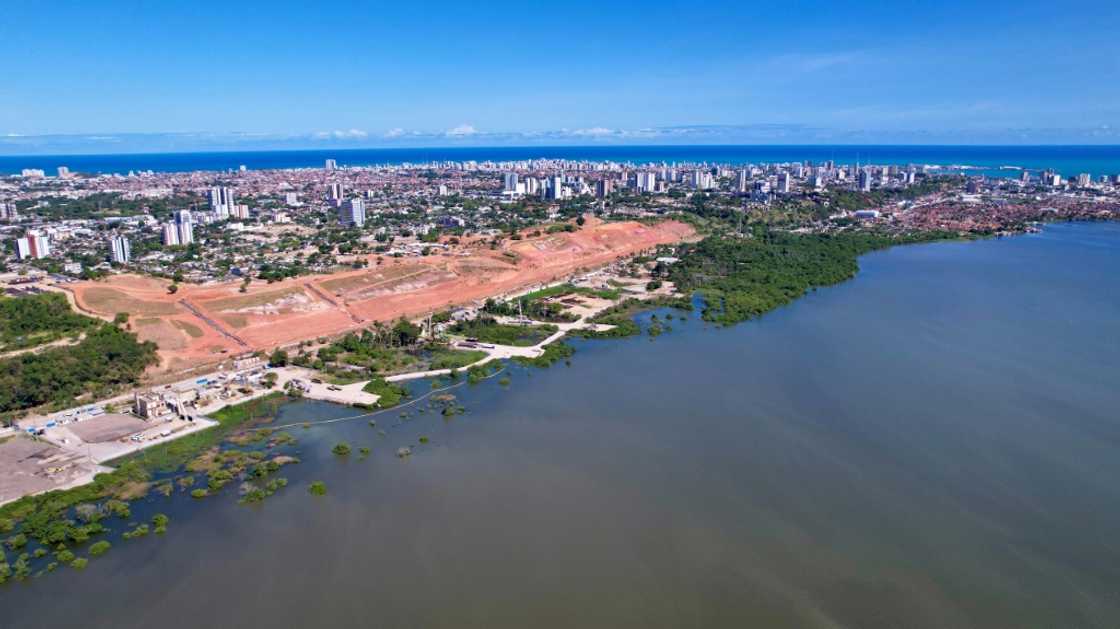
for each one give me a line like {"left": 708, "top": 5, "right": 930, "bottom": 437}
{"left": 571, "top": 127, "right": 616, "bottom": 137}
{"left": 445, "top": 124, "right": 477, "bottom": 137}
{"left": 383, "top": 127, "right": 405, "bottom": 138}
{"left": 313, "top": 129, "right": 368, "bottom": 140}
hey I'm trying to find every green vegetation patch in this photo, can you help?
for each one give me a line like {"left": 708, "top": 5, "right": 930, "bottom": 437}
{"left": 362, "top": 378, "right": 409, "bottom": 408}
{"left": 427, "top": 348, "right": 486, "bottom": 370}
{"left": 0, "top": 323, "right": 158, "bottom": 414}
{"left": 0, "top": 292, "right": 96, "bottom": 353}
{"left": 481, "top": 283, "right": 622, "bottom": 323}
{"left": 512, "top": 341, "right": 575, "bottom": 368}
{"left": 450, "top": 317, "right": 557, "bottom": 347}
{"left": 670, "top": 229, "right": 952, "bottom": 325}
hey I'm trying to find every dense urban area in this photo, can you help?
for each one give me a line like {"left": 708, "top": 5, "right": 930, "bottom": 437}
{"left": 0, "top": 154, "right": 1117, "bottom": 583}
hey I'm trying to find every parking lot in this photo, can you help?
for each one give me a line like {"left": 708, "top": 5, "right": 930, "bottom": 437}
{"left": 67, "top": 413, "right": 148, "bottom": 443}
{"left": 0, "top": 435, "right": 111, "bottom": 506}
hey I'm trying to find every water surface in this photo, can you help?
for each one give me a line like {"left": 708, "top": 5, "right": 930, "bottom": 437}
{"left": 3, "top": 145, "right": 1120, "bottom": 177}
{"left": 6, "top": 222, "right": 1120, "bottom": 628}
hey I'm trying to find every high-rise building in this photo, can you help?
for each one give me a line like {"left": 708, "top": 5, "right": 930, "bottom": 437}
{"left": 328, "top": 183, "right": 344, "bottom": 202}
{"left": 736, "top": 170, "right": 749, "bottom": 194}
{"left": 1076, "top": 173, "right": 1092, "bottom": 187}
{"left": 547, "top": 176, "right": 565, "bottom": 200}
{"left": 777, "top": 172, "right": 792, "bottom": 194}
{"left": 339, "top": 198, "right": 366, "bottom": 227}
{"left": 162, "top": 222, "right": 180, "bottom": 246}
{"left": 595, "top": 179, "right": 613, "bottom": 198}
{"left": 690, "top": 170, "right": 714, "bottom": 190}
{"left": 16, "top": 230, "right": 50, "bottom": 259}
{"left": 208, "top": 186, "right": 236, "bottom": 219}
{"left": 174, "top": 210, "right": 194, "bottom": 245}
{"left": 0, "top": 202, "right": 18, "bottom": 221}
{"left": 858, "top": 169, "right": 872, "bottom": 192}
{"left": 636, "top": 172, "right": 658, "bottom": 193}
{"left": 109, "top": 235, "right": 131, "bottom": 264}
{"left": 284, "top": 192, "right": 299, "bottom": 205}
{"left": 325, "top": 159, "right": 338, "bottom": 171}
{"left": 57, "top": 166, "right": 71, "bottom": 179}
{"left": 503, "top": 172, "right": 519, "bottom": 192}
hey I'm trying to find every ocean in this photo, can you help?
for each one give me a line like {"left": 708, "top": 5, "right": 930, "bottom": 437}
{"left": 5, "top": 222, "right": 1119, "bottom": 628}
{"left": 3, "top": 145, "right": 1120, "bottom": 178}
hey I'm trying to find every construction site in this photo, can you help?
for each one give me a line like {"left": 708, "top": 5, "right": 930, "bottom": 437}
{"left": 65, "top": 218, "right": 695, "bottom": 375}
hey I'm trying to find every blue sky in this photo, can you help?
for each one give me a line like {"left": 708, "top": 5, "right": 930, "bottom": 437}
{"left": 2, "top": 0, "right": 1119, "bottom": 152}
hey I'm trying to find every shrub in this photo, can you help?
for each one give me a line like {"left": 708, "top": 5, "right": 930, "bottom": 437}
{"left": 88, "top": 541, "right": 111, "bottom": 557}
{"left": 308, "top": 481, "right": 327, "bottom": 496}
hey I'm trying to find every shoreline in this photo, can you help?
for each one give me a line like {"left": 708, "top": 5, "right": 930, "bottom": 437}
{"left": 0, "top": 220, "right": 1114, "bottom": 585}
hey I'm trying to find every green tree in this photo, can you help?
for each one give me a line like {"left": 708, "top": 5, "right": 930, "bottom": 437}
{"left": 269, "top": 349, "right": 289, "bottom": 366}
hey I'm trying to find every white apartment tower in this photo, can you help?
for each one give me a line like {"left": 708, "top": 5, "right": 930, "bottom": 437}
{"left": 162, "top": 222, "right": 180, "bottom": 246}
{"left": 175, "top": 210, "right": 194, "bottom": 245}
{"left": 109, "top": 235, "right": 131, "bottom": 264}
{"left": 339, "top": 198, "right": 366, "bottom": 227}
{"left": 777, "top": 172, "right": 792, "bottom": 194}
{"left": 208, "top": 186, "right": 236, "bottom": 219}
{"left": 16, "top": 230, "right": 50, "bottom": 259}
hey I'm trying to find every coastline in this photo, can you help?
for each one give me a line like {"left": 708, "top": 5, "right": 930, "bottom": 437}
{"left": 4, "top": 144, "right": 1120, "bottom": 178}
{"left": 0, "top": 220, "right": 1114, "bottom": 586}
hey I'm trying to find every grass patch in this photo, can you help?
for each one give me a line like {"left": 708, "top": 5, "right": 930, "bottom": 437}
{"left": 427, "top": 348, "right": 486, "bottom": 370}
{"left": 512, "top": 341, "right": 575, "bottom": 368}
{"left": 450, "top": 318, "right": 557, "bottom": 346}
{"left": 362, "top": 378, "right": 409, "bottom": 408}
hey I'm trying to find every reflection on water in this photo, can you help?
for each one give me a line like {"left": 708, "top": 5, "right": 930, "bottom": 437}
{"left": 7, "top": 222, "right": 1120, "bottom": 629}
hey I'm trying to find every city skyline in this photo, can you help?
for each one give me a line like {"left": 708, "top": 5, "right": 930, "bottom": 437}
{"left": 3, "top": 1, "right": 1120, "bottom": 153}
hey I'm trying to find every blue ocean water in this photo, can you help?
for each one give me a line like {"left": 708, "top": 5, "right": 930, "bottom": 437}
{"left": 2, "top": 145, "right": 1120, "bottom": 178}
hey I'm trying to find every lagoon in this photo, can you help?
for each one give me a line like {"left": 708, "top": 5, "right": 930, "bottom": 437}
{"left": 6, "top": 222, "right": 1120, "bottom": 628}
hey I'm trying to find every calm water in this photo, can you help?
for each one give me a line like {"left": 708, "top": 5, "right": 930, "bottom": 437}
{"left": 6, "top": 222, "right": 1120, "bottom": 628}
{"left": 3, "top": 145, "right": 1120, "bottom": 177}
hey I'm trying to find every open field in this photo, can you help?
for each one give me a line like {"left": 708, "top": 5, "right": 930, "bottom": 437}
{"left": 0, "top": 435, "right": 110, "bottom": 506}
{"left": 81, "top": 286, "right": 180, "bottom": 316}
{"left": 69, "top": 218, "right": 693, "bottom": 374}
{"left": 67, "top": 413, "right": 148, "bottom": 443}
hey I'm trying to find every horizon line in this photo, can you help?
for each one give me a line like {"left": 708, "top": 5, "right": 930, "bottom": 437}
{"left": 3, "top": 142, "right": 1120, "bottom": 160}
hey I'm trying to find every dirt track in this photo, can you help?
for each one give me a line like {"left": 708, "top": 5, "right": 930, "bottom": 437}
{"left": 70, "top": 218, "right": 694, "bottom": 374}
